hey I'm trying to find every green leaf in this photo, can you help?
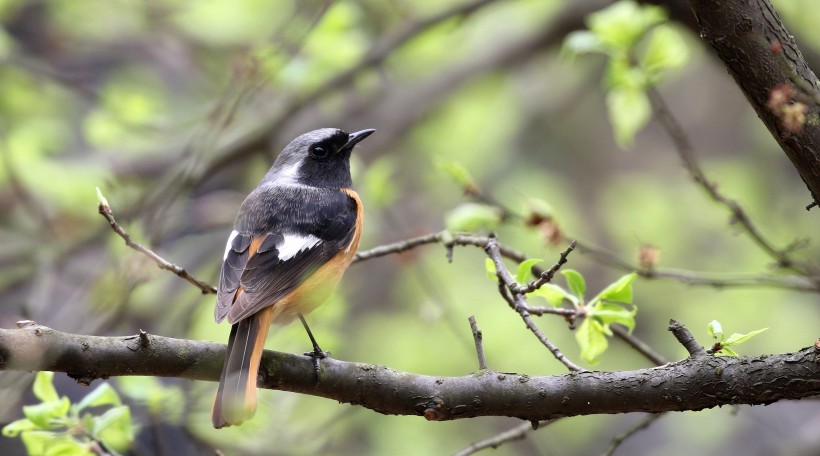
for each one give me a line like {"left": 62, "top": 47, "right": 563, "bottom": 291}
{"left": 75, "top": 383, "right": 121, "bottom": 413}
{"left": 435, "top": 158, "right": 477, "bottom": 192}
{"left": 23, "top": 397, "right": 70, "bottom": 429}
{"left": 2, "top": 418, "right": 38, "bottom": 437}
{"left": 589, "top": 302, "right": 637, "bottom": 333}
{"left": 562, "top": 30, "right": 605, "bottom": 55}
{"left": 33, "top": 371, "right": 59, "bottom": 403}
{"left": 92, "top": 406, "right": 134, "bottom": 452}
{"left": 587, "top": 1, "right": 667, "bottom": 51}
{"left": 444, "top": 203, "right": 502, "bottom": 232}
{"left": 43, "top": 437, "right": 91, "bottom": 456}
{"left": 723, "top": 328, "right": 769, "bottom": 347}
{"left": 707, "top": 320, "right": 724, "bottom": 341}
{"left": 515, "top": 259, "right": 542, "bottom": 284}
{"left": 640, "top": 25, "right": 689, "bottom": 82}
{"left": 528, "top": 284, "right": 575, "bottom": 308}
{"left": 606, "top": 86, "right": 651, "bottom": 148}
{"left": 484, "top": 258, "right": 497, "bottom": 280}
{"left": 561, "top": 269, "right": 586, "bottom": 298}
{"left": 576, "top": 318, "right": 608, "bottom": 364}
{"left": 605, "top": 56, "right": 647, "bottom": 90}
{"left": 716, "top": 347, "right": 738, "bottom": 357}
{"left": 592, "top": 272, "right": 637, "bottom": 305}
{"left": 20, "top": 430, "right": 63, "bottom": 456}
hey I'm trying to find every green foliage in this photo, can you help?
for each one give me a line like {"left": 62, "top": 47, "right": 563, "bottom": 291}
{"left": 3, "top": 372, "right": 134, "bottom": 455}
{"left": 563, "top": 0, "right": 689, "bottom": 147}
{"left": 116, "top": 377, "right": 185, "bottom": 424}
{"left": 444, "top": 203, "right": 502, "bottom": 232}
{"left": 569, "top": 272, "right": 638, "bottom": 364}
{"left": 485, "top": 259, "right": 638, "bottom": 364}
{"left": 707, "top": 320, "right": 769, "bottom": 356}
{"left": 435, "top": 157, "right": 478, "bottom": 193}
{"left": 561, "top": 269, "right": 587, "bottom": 299}
{"left": 515, "top": 258, "right": 543, "bottom": 284}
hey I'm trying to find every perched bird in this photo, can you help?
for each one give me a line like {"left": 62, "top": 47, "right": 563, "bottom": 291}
{"left": 212, "top": 128, "right": 374, "bottom": 428}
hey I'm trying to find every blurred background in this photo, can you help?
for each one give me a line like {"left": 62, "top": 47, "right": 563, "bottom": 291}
{"left": 0, "top": 0, "right": 818, "bottom": 454}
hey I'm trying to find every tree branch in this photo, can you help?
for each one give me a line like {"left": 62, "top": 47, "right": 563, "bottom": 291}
{"left": 1, "top": 326, "right": 817, "bottom": 421}
{"left": 97, "top": 196, "right": 217, "bottom": 295}
{"left": 689, "top": 0, "right": 820, "bottom": 205}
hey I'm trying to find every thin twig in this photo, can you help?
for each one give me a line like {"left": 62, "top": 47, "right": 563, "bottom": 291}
{"left": 468, "top": 316, "right": 488, "bottom": 370}
{"left": 452, "top": 419, "right": 557, "bottom": 456}
{"left": 514, "top": 240, "right": 577, "bottom": 294}
{"left": 649, "top": 87, "right": 815, "bottom": 276}
{"left": 601, "top": 413, "right": 664, "bottom": 456}
{"left": 667, "top": 319, "right": 706, "bottom": 358}
{"left": 353, "top": 231, "right": 530, "bottom": 265}
{"left": 97, "top": 196, "right": 217, "bottom": 295}
{"left": 465, "top": 186, "right": 820, "bottom": 293}
{"left": 575, "top": 239, "right": 820, "bottom": 293}
{"left": 485, "top": 236, "right": 585, "bottom": 372}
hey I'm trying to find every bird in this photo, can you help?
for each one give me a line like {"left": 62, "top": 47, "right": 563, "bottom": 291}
{"left": 212, "top": 127, "right": 374, "bottom": 428}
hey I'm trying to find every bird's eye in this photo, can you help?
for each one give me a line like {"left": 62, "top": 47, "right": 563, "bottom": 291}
{"left": 309, "top": 144, "right": 330, "bottom": 159}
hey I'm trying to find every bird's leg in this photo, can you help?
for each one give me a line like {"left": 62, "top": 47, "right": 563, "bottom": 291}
{"left": 298, "top": 314, "right": 329, "bottom": 375}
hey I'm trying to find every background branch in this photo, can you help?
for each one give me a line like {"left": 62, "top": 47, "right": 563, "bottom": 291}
{"left": 689, "top": 0, "right": 820, "bottom": 204}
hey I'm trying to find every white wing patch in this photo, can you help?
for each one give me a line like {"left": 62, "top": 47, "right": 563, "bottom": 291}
{"left": 223, "top": 230, "right": 239, "bottom": 260}
{"left": 277, "top": 234, "right": 322, "bottom": 260}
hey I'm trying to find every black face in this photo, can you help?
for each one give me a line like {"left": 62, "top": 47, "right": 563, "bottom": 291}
{"left": 266, "top": 128, "right": 374, "bottom": 190}
{"left": 307, "top": 129, "right": 351, "bottom": 162}
{"left": 298, "top": 129, "right": 354, "bottom": 188}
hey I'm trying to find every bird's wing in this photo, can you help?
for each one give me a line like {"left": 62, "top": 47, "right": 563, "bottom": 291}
{"left": 215, "top": 189, "right": 358, "bottom": 324}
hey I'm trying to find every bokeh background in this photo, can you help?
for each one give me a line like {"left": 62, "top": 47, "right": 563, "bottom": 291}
{"left": 0, "top": 0, "right": 818, "bottom": 454}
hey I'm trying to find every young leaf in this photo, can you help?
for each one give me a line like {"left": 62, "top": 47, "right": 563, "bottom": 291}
{"left": 2, "top": 418, "right": 38, "bottom": 437}
{"left": 444, "top": 203, "right": 502, "bottom": 232}
{"left": 561, "top": 269, "right": 586, "bottom": 298}
{"left": 716, "top": 347, "right": 739, "bottom": 357}
{"left": 576, "top": 318, "right": 608, "bottom": 364}
{"left": 515, "top": 259, "right": 542, "bottom": 284}
{"left": 592, "top": 272, "right": 637, "bottom": 305}
{"left": 587, "top": 0, "right": 666, "bottom": 51}
{"left": 75, "top": 383, "right": 122, "bottom": 413}
{"left": 19, "top": 430, "right": 62, "bottom": 456}
{"left": 589, "top": 302, "right": 637, "bottom": 333}
{"left": 42, "top": 436, "right": 89, "bottom": 456}
{"left": 606, "top": 86, "right": 651, "bottom": 148}
{"left": 528, "top": 284, "right": 575, "bottom": 308}
{"left": 707, "top": 320, "right": 724, "bottom": 342}
{"left": 484, "top": 258, "right": 497, "bottom": 280}
{"left": 640, "top": 24, "right": 689, "bottom": 82}
{"left": 723, "top": 328, "right": 769, "bottom": 347}
{"left": 92, "top": 406, "right": 134, "bottom": 452}
{"left": 435, "top": 158, "right": 477, "bottom": 192}
{"left": 22, "top": 398, "right": 70, "bottom": 429}
{"left": 33, "top": 372, "right": 59, "bottom": 403}
{"left": 563, "top": 30, "right": 604, "bottom": 55}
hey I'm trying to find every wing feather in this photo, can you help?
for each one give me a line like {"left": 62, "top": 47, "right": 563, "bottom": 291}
{"left": 215, "top": 188, "right": 358, "bottom": 324}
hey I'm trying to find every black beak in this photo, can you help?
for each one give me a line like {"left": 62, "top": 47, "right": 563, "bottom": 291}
{"left": 343, "top": 129, "right": 376, "bottom": 150}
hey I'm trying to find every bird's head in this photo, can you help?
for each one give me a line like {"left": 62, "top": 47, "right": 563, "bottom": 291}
{"left": 265, "top": 128, "right": 375, "bottom": 189}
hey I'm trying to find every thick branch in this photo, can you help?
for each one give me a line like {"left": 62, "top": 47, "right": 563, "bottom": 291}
{"left": 1, "top": 326, "right": 817, "bottom": 421}
{"left": 689, "top": 0, "right": 820, "bottom": 204}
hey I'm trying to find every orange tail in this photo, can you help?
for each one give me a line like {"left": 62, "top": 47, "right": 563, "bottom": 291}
{"left": 212, "top": 307, "right": 274, "bottom": 428}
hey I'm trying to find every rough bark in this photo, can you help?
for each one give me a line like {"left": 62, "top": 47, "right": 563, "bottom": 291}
{"left": 1, "top": 325, "right": 817, "bottom": 421}
{"left": 689, "top": 0, "right": 820, "bottom": 205}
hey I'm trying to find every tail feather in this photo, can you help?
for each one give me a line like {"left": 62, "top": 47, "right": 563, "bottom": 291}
{"left": 212, "top": 307, "right": 274, "bottom": 428}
